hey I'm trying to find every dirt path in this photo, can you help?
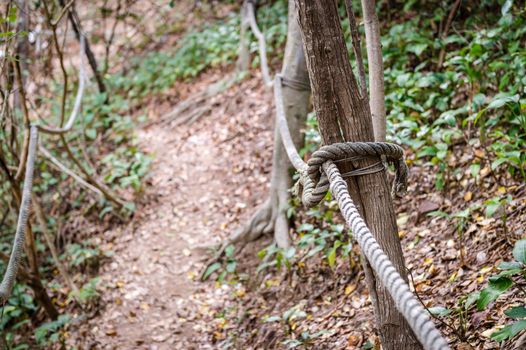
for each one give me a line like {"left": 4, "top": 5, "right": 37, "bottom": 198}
{"left": 73, "top": 76, "right": 273, "bottom": 349}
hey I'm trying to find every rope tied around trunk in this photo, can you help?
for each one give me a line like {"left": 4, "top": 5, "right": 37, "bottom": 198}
{"left": 300, "top": 141, "right": 409, "bottom": 207}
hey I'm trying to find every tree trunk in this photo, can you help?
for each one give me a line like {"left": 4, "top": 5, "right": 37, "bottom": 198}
{"left": 230, "top": 0, "right": 310, "bottom": 248}
{"left": 236, "top": 1, "right": 251, "bottom": 72}
{"left": 294, "top": 1, "right": 421, "bottom": 349}
{"left": 361, "top": 0, "right": 386, "bottom": 141}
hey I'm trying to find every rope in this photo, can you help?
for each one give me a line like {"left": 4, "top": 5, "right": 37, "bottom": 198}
{"left": 306, "top": 141, "right": 409, "bottom": 200}
{"left": 274, "top": 76, "right": 449, "bottom": 348}
{"left": 281, "top": 76, "right": 310, "bottom": 91}
{"left": 0, "top": 126, "right": 38, "bottom": 301}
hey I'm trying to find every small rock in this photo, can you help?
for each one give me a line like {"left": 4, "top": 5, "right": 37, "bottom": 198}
{"left": 418, "top": 200, "right": 440, "bottom": 215}
{"left": 476, "top": 251, "right": 487, "bottom": 264}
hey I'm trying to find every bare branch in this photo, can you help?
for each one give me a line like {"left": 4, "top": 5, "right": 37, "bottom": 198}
{"left": 38, "top": 144, "right": 103, "bottom": 198}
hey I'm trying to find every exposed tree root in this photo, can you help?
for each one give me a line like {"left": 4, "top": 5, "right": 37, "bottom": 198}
{"left": 200, "top": 187, "right": 292, "bottom": 281}
{"left": 155, "top": 73, "right": 240, "bottom": 128}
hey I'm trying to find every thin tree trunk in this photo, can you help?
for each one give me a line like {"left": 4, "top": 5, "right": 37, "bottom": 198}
{"left": 437, "top": 0, "right": 461, "bottom": 69}
{"left": 227, "top": 0, "right": 310, "bottom": 248}
{"left": 59, "top": 0, "right": 107, "bottom": 95}
{"left": 295, "top": 1, "right": 421, "bottom": 349}
{"left": 271, "top": 0, "right": 310, "bottom": 247}
{"left": 361, "top": 0, "right": 386, "bottom": 141}
{"left": 236, "top": 1, "right": 251, "bottom": 72}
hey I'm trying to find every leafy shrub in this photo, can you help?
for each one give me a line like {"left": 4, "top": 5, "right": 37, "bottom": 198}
{"left": 383, "top": 4, "right": 526, "bottom": 187}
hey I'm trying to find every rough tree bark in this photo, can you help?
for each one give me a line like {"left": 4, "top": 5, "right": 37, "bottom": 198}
{"left": 361, "top": 0, "right": 386, "bottom": 141}
{"left": 295, "top": 1, "right": 421, "bottom": 349}
{"left": 229, "top": 0, "right": 310, "bottom": 248}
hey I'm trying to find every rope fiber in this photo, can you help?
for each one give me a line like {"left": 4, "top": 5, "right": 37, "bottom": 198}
{"left": 0, "top": 126, "right": 38, "bottom": 301}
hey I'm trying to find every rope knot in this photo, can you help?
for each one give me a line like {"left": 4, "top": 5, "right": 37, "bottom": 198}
{"left": 299, "top": 141, "right": 409, "bottom": 207}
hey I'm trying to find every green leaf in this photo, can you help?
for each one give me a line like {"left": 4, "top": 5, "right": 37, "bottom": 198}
{"left": 513, "top": 240, "right": 526, "bottom": 264}
{"left": 362, "top": 341, "right": 374, "bottom": 349}
{"left": 498, "top": 261, "right": 523, "bottom": 270}
{"left": 465, "top": 292, "right": 480, "bottom": 309}
{"left": 264, "top": 316, "right": 281, "bottom": 323}
{"left": 226, "top": 260, "right": 236, "bottom": 273}
{"left": 470, "top": 163, "right": 481, "bottom": 178}
{"left": 417, "top": 146, "right": 437, "bottom": 158}
{"left": 501, "top": 0, "right": 513, "bottom": 15}
{"left": 470, "top": 43, "right": 484, "bottom": 57}
{"left": 203, "top": 262, "right": 221, "bottom": 280}
{"left": 327, "top": 247, "right": 337, "bottom": 268}
{"left": 487, "top": 94, "right": 519, "bottom": 110}
{"left": 85, "top": 129, "right": 97, "bottom": 139}
{"left": 225, "top": 245, "right": 235, "bottom": 258}
{"left": 505, "top": 306, "right": 526, "bottom": 319}
{"left": 477, "top": 277, "right": 513, "bottom": 310}
{"left": 284, "top": 247, "right": 296, "bottom": 260}
{"left": 428, "top": 306, "right": 451, "bottom": 317}
{"left": 406, "top": 43, "right": 428, "bottom": 56}
{"left": 298, "top": 223, "right": 314, "bottom": 232}
{"left": 307, "top": 244, "right": 324, "bottom": 257}
{"left": 491, "top": 157, "right": 509, "bottom": 170}
{"left": 484, "top": 199, "right": 501, "bottom": 218}
{"left": 491, "top": 320, "right": 526, "bottom": 342}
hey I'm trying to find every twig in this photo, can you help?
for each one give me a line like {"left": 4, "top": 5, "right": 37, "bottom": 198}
{"left": 43, "top": 1, "right": 69, "bottom": 127}
{"left": 32, "top": 195, "right": 82, "bottom": 304}
{"left": 407, "top": 268, "right": 465, "bottom": 343}
{"left": 437, "top": 0, "right": 462, "bottom": 69}
{"left": 51, "top": 0, "right": 76, "bottom": 26}
{"left": 13, "top": 58, "right": 31, "bottom": 181}
{"left": 38, "top": 144, "right": 103, "bottom": 198}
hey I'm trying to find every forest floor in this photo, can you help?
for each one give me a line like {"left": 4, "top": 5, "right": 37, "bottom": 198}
{"left": 67, "top": 65, "right": 526, "bottom": 350}
{"left": 69, "top": 71, "right": 276, "bottom": 349}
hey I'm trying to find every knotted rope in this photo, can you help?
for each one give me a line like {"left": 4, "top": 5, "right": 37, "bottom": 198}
{"left": 301, "top": 141, "right": 409, "bottom": 207}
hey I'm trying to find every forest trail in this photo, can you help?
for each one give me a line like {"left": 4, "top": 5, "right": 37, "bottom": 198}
{"left": 72, "top": 75, "right": 273, "bottom": 350}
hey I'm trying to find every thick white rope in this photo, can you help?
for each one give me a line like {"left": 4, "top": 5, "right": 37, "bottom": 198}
{"left": 0, "top": 126, "right": 38, "bottom": 301}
